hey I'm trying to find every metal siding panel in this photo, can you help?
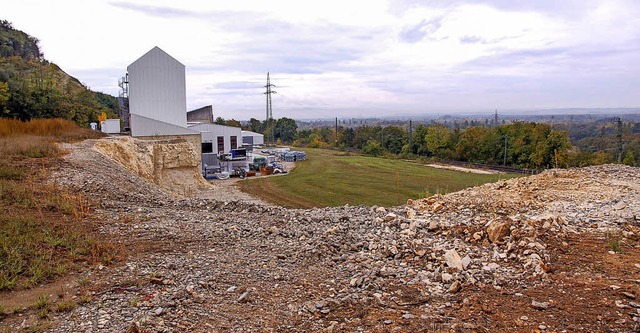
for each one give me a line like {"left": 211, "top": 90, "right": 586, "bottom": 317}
{"left": 130, "top": 114, "right": 198, "bottom": 137}
{"left": 188, "top": 123, "right": 241, "bottom": 153}
{"left": 128, "top": 47, "right": 187, "bottom": 136}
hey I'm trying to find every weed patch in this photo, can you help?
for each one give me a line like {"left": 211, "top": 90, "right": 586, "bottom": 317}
{"left": 606, "top": 231, "right": 625, "bottom": 254}
{"left": 0, "top": 162, "right": 23, "bottom": 180}
{"left": 608, "top": 238, "right": 624, "bottom": 254}
{"left": 35, "top": 294, "right": 50, "bottom": 309}
{"left": 55, "top": 300, "right": 76, "bottom": 312}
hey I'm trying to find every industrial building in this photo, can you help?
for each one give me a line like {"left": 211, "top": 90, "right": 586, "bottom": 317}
{"left": 187, "top": 106, "right": 214, "bottom": 124}
{"left": 120, "top": 47, "right": 274, "bottom": 179}
{"left": 100, "top": 119, "right": 121, "bottom": 134}
{"left": 127, "top": 46, "right": 199, "bottom": 140}
{"left": 241, "top": 131, "right": 264, "bottom": 147}
{"left": 188, "top": 123, "right": 242, "bottom": 154}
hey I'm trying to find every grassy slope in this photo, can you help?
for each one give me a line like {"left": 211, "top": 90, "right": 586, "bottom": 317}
{"left": 0, "top": 118, "right": 119, "bottom": 293}
{"left": 238, "top": 148, "right": 520, "bottom": 208}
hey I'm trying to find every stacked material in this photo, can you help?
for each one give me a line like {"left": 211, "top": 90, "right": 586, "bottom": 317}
{"left": 282, "top": 151, "right": 307, "bottom": 162}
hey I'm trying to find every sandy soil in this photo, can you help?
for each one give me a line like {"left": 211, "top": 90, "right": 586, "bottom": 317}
{"left": 426, "top": 163, "right": 501, "bottom": 174}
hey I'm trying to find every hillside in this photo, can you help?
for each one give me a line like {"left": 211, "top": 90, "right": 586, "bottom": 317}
{"left": 0, "top": 20, "right": 119, "bottom": 126}
{"left": 0, "top": 135, "right": 638, "bottom": 332}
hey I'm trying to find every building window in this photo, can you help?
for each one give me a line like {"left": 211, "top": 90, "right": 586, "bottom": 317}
{"left": 231, "top": 136, "right": 237, "bottom": 149}
{"left": 202, "top": 142, "right": 213, "bottom": 154}
{"left": 217, "top": 136, "right": 224, "bottom": 153}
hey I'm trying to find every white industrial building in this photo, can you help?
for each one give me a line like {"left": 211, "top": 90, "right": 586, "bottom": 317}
{"left": 188, "top": 123, "right": 242, "bottom": 154}
{"left": 100, "top": 119, "right": 121, "bottom": 134}
{"left": 127, "top": 46, "right": 199, "bottom": 138}
{"left": 241, "top": 130, "right": 264, "bottom": 147}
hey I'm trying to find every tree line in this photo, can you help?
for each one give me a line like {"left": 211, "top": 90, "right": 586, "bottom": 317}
{"left": 216, "top": 114, "right": 639, "bottom": 168}
{"left": 293, "top": 121, "right": 639, "bottom": 168}
{"left": 294, "top": 122, "right": 571, "bottom": 169}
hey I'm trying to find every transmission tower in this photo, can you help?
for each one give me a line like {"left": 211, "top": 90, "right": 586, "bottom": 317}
{"left": 616, "top": 117, "right": 623, "bottom": 162}
{"left": 264, "top": 72, "right": 276, "bottom": 121}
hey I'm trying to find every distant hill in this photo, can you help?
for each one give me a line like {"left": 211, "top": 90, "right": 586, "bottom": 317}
{"left": 0, "top": 20, "right": 119, "bottom": 126}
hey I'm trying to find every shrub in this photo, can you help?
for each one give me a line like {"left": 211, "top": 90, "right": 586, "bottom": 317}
{"left": 362, "top": 140, "right": 382, "bottom": 156}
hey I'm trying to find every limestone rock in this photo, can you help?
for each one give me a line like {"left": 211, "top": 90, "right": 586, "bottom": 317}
{"left": 532, "top": 300, "right": 549, "bottom": 310}
{"left": 486, "top": 218, "right": 512, "bottom": 243}
{"left": 444, "top": 249, "right": 463, "bottom": 271}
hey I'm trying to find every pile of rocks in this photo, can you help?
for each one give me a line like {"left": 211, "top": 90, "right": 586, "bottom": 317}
{"left": 14, "top": 140, "right": 637, "bottom": 332}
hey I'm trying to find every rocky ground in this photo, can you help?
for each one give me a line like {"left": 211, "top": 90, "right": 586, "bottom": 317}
{"left": 2, "top": 139, "right": 640, "bottom": 332}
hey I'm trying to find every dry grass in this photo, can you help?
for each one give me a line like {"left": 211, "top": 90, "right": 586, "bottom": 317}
{"left": 0, "top": 135, "right": 61, "bottom": 158}
{"left": 0, "top": 118, "right": 103, "bottom": 140}
{"left": 0, "top": 118, "right": 124, "bottom": 291}
{"left": 0, "top": 118, "right": 104, "bottom": 159}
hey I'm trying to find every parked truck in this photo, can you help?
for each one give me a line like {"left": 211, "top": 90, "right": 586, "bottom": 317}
{"left": 250, "top": 155, "right": 267, "bottom": 171}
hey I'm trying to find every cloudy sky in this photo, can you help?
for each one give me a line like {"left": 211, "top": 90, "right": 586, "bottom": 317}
{"left": 4, "top": 0, "right": 640, "bottom": 120}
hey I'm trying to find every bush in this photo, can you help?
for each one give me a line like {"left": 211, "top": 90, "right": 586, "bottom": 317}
{"left": 623, "top": 151, "right": 636, "bottom": 166}
{"left": 362, "top": 140, "right": 382, "bottom": 156}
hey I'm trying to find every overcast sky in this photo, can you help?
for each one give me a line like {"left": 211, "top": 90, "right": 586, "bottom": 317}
{"left": 4, "top": 0, "right": 640, "bottom": 120}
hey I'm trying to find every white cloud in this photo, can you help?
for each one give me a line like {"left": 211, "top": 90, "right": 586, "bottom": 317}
{"left": 3, "top": 0, "right": 639, "bottom": 119}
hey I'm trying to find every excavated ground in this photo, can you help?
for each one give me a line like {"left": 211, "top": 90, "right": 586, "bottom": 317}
{"left": 1, "top": 138, "right": 639, "bottom": 333}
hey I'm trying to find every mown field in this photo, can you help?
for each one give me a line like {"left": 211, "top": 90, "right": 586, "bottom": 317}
{"left": 237, "top": 148, "right": 520, "bottom": 208}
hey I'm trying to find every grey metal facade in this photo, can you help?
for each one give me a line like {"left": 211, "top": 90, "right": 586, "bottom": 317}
{"left": 127, "top": 47, "right": 188, "bottom": 137}
{"left": 187, "top": 105, "right": 214, "bottom": 124}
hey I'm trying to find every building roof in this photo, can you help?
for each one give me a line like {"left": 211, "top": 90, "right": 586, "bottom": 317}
{"left": 241, "top": 130, "right": 264, "bottom": 137}
{"left": 128, "top": 46, "right": 184, "bottom": 70}
{"left": 188, "top": 123, "right": 242, "bottom": 132}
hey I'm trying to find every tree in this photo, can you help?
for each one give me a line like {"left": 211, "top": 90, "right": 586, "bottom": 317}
{"left": 275, "top": 117, "right": 297, "bottom": 143}
{"left": 0, "top": 81, "right": 9, "bottom": 115}
{"left": 382, "top": 126, "right": 408, "bottom": 155}
{"left": 362, "top": 140, "right": 382, "bottom": 156}
{"left": 225, "top": 118, "right": 241, "bottom": 128}
{"left": 214, "top": 116, "right": 226, "bottom": 125}
{"left": 455, "top": 126, "right": 491, "bottom": 162}
{"left": 341, "top": 127, "right": 355, "bottom": 148}
{"left": 623, "top": 151, "right": 636, "bottom": 166}
{"left": 308, "top": 133, "right": 327, "bottom": 148}
{"left": 412, "top": 125, "right": 429, "bottom": 155}
{"left": 247, "top": 118, "right": 263, "bottom": 133}
{"left": 353, "top": 126, "right": 380, "bottom": 149}
{"left": 425, "top": 125, "right": 452, "bottom": 158}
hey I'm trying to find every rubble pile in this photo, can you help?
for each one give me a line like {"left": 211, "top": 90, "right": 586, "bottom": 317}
{"left": 4, "top": 139, "right": 638, "bottom": 332}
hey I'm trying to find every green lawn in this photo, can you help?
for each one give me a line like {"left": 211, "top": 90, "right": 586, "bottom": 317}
{"left": 237, "top": 148, "right": 520, "bottom": 208}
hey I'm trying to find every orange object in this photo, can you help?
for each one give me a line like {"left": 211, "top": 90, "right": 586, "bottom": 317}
{"left": 260, "top": 167, "right": 273, "bottom": 175}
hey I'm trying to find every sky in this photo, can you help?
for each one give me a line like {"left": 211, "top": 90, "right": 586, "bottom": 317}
{"left": 4, "top": 0, "right": 640, "bottom": 120}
